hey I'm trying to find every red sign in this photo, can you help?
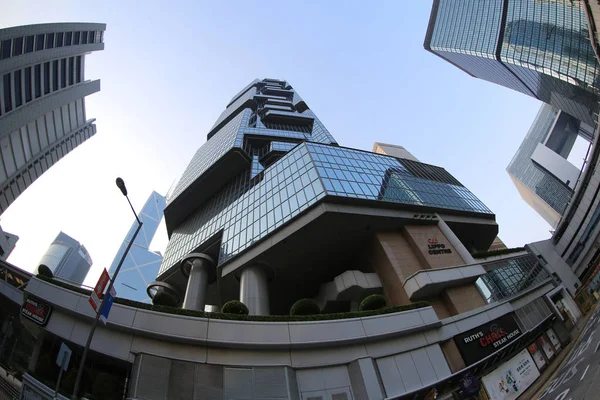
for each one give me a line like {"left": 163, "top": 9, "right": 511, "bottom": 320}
{"left": 88, "top": 269, "right": 110, "bottom": 312}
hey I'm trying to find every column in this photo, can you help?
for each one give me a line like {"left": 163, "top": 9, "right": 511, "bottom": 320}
{"left": 239, "top": 264, "right": 270, "bottom": 315}
{"left": 181, "top": 253, "right": 215, "bottom": 311}
{"left": 436, "top": 215, "right": 476, "bottom": 264}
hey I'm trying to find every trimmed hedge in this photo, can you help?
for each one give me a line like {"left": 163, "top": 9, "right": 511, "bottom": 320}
{"left": 152, "top": 290, "right": 179, "bottom": 307}
{"left": 359, "top": 294, "right": 387, "bottom": 311}
{"left": 36, "top": 264, "right": 53, "bottom": 279}
{"left": 472, "top": 247, "right": 526, "bottom": 259}
{"left": 290, "top": 298, "right": 320, "bottom": 316}
{"left": 221, "top": 300, "right": 249, "bottom": 315}
{"left": 34, "top": 276, "right": 430, "bottom": 322}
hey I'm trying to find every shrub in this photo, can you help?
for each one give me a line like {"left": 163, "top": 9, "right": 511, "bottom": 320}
{"left": 290, "top": 299, "right": 320, "bottom": 316}
{"left": 36, "top": 264, "right": 53, "bottom": 279}
{"left": 359, "top": 294, "right": 387, "bottom": 311}
{"left": 152, "top": 290, "right": 179, "bottom": 307}
{"left": 221, "top": 300, "right": 249, "bottom": 315}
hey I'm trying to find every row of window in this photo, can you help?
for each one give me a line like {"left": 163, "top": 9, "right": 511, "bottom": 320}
{"left": 0, "top": 30, "right": 102, "bottom": 60}
{"left": 0, "top": 56, "right": 82, "bottom": 116}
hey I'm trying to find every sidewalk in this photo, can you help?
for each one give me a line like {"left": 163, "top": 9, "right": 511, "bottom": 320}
{"left": 518, "top": 304, "right": 598, "bottom": 400}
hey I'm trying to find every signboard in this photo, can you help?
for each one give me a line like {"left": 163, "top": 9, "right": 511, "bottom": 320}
{"left": 482, "top": 349, "right": 540, "bottom": 400}
{"left": 454, "top": 313, "right": 522, "bottom": 365}
{"left": 20, "top": 296, "right": 52, "bottom": 326}
{"left": 546, "top": 328, "right": 561, "bottom": 351}
{"left": 427, "top": 238, "right": 453, "bottom": 255}
{"left": 537, "top": 335, "right": 555, "bottom": 360}
{"left": 55, "top": 343, "right": 71, "bottom": 371}
{"left": 99, "top": 286, "right": 116, "bottom": 325}
{"left": 458, "top": 371, "right": 480, "bottom": 397}
{"left": 88, "top": 268, "right": 110, "bottom": 312}
{"left": 527, "top": 342, "right": 546, "bottom": 370}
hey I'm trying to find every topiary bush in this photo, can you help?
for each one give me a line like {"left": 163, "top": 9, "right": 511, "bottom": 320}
{"left": 221, "top": 300, "right": 249, "bottom": 315}
{"left": 152, "top": 290, "right": 179, "bottom": 307}
{"left": 37, "top": 264, "right": 53, "bottom": 279}
{"left": 359, "top": 294, "right": 387, "bottom": 311}
{"left": 290, "top": 298, "right": 320, "bottom": 316}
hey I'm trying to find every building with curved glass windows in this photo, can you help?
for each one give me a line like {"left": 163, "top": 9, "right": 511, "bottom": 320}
{"left": 0, "top": 23, "right": 105, "bottom": 214}
{"left": 424, "top": 0, "right": 600, "bottom": 126}
{"left": 7, "top": 79, "right": 583, "bottom": 400}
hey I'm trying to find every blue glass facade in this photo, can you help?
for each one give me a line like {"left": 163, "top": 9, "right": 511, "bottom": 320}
{"left": 109, "top": 191, "right": 166, "bottom": 302}
{"left": 159, "top": 79, "right": 494, "bottom": 279}
{"left": 425, "top": 0, "right": 600, "bottom": 126}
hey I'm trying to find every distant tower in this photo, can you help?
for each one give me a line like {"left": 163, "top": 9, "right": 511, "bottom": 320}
{"left": 36, "top": 231, "right": 92, "bottom": 284}
{"left": 0, "top": 23, "right": 105, "bottom": 214}
{"left": 109, "top": 191, "right": 166, "bottom": 302}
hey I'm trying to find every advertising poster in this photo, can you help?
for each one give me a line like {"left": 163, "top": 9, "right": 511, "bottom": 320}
{"left": 482, "top": 349, "right": 540, "bottom": 400}
{"left": 527, "top": 342, "right": 546, "bottom": 370}
{"left": 546, "top": 328, "right": 561, "bottom": 351}
{"left": 537, "top": 335, "right": 555, "bottom": 360}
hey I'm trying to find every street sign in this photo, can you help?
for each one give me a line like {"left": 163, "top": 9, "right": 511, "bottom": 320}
{"left": 56, "top": 342, "right": 71, "bottom": 371}
{"left": 89, "top": 269, "right": 110, "bottom": 312}
{"left": 99, "top": 286, "right": 116, "bottom": 325}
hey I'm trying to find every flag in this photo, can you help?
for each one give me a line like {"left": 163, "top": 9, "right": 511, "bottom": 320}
{"left": 99, "top": 286, "right": 116, "bottom": 325}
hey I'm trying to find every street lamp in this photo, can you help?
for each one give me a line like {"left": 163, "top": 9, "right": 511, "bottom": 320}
{"left": 71, "top": 178, "right": 143, "bottom": 400}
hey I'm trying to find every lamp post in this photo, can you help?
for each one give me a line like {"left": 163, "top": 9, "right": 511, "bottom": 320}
{"left": 71, "top": 178, "right": 143, "bottom": 400}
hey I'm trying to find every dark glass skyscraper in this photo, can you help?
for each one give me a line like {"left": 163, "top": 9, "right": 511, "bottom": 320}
{"left": 152, "top": 79, "right": 498, "bottom": 316}
{"left": 424, "top": 0, "right": 600, "bottom": 125}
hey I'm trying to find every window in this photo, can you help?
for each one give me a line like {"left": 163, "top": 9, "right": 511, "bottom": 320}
{"left": 25, "top": 36, "right": 34, "bottom": 53}
{"left": 61, "top": 59, "right": 67, "bottom": 88}
{"left": 68, "top": 57, "right": 74, "bottom": 86}
{"left": 88, "top": 31, "right": 94, "bottom": 43}
{"left": 35, "top": 34, "right": 44, "bottom": 51}
{"left": 43, "top": 62, "right": 50, "bottom": 94}
{"left": 1, "top": 40, "right": 11, "bottom": 59}
{"left": 46, "top": 33, "right": 54, "bottom": 49}
{"left": 14, "top": 70, "right": 22, "bottom": 107}
{"left": 24, "top": 67, "right": 32, "bottom": 102}
{"left": 65, "top": 32, "right": 72, "bottom": 46}
{"left": 3, "top": 74, "right": 11, "bottom": 112}
{"left": 34, "top": 65, "right": 41, "bottom": 98}
{"left": 56, "top": 32, "right": 64, "bottom": 48}
{"left": 75, "top": 56, "right": 82, "bottom": 83}
{"left": 52, "top": 60, "right": 59, "bottom": 91}
{"left": 74, "top": 31, "right": 80, "bottom": 45}
{"left": 81, "top": 32, "right": 88, "bottom": 44}
{"left": 12, "top": 37, "right": 23, "bottom": 56}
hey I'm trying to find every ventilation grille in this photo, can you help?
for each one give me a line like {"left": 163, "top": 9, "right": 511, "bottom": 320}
{"left": 347, "top": 361, "right": 367, "bottom": 400}
{"left": 255, "top": 367, "right": 288, "bottom": 398}
{"left": 194, "top": 363, "right": 223, "bottom": 400}
{"left": 168, "top": 361, "right": 195, "bottom": 400}
{"left": 136, "top": 354, "right": 170, "bottom": 400}
{"left": 332, "top": 393, "right": 349, "bottom": 400}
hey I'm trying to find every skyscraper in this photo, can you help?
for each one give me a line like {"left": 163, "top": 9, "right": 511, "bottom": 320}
{"left": 109, "top": 191, "right": 166, "bottom": 303}
{"left": 424, "top": 0, "right": 600, "bottom": 125}
{"left": 507, "top": 103, "right": 593, "bottom": 227}
{"left": 0, "top": 23, "right": 105, "bottom": 214}
{"left": 36, "top": 231, "right": 92, "bottom": 285}
{"left": 151, "top": 78, "right": 499, "bottom": 316}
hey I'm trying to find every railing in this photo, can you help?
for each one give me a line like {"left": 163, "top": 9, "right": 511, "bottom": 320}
{"left": 0, "top": 375, "right": 19, "bottom": 400}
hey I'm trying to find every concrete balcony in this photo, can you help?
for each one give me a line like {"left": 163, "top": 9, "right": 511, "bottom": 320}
{"left": 403, "top": 263, "right": 486, "bottom": 300}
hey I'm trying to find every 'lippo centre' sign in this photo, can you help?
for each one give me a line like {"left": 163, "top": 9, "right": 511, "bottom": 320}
{"left": 427, "top": 238, "right": 452, "bottom": 255}
{"left": 454, "top": 313, "right": 522, "bottom": 365}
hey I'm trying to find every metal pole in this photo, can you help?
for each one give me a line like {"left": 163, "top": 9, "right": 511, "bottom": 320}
{"left": 55, "top": 357, "right": 66, "bottom": 400}
{"left": 71, "top": 219, "right": 143, "bottom": 400}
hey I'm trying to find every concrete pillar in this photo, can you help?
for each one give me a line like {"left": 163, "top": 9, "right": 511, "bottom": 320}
{"left": 436, "top": 216, "right": 476, "bottom": 264}
{"left": 239, "top": 264, "right": 270, "bottom": 315}
{"left": 181, "top": 253, "right": 215, "bottom": 311}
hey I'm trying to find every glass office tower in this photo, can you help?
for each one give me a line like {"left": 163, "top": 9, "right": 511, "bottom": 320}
{"left": 153, "top": 79, "right": 498, "bottom": 316}
{"left": 0, "top": 23, "right": 105, "bottom": 214}
{"left": 36, "top": 231, "right": 92, "bottom": 285}
{"left": 424, "top": 0, "right": 600, "bottom": 126}
{"left": 507, "top": 103, "right": 593, "bottom": 227}
{"left": 109, "top": 191, "right": 166, "bottom": 303}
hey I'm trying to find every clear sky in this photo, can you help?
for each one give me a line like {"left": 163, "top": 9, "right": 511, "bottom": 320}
{"left": 0, "top": 1, "right": 580, "bottom": 286}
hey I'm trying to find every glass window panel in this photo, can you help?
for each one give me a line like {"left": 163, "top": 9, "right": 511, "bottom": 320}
{"left": 65, "top": 32, "right": 72, "bottom": 46}
{"left": 74, "top": 31, "right": 80, "bottom": 45}
{"left": 56, "top": 32, "right": 64, "bottom": 47}
{"left": 14, "top": 70, "right": 22, "bottom": 107}
{"left": 25, "top": 35, "right": 34, "bottom": 53}
{"left": 52, "top": 60, "right": 59, "bottom": 91}
{"left": 35, "top": 34, "right": 44, "bottom": 51}
{"left": 24, "top": 67, "right": 32, "bottom": 102}
{"left": 12, "top": 37, "right": 23, "bottom": 56}
{"left": 60, "top": 58, "right": 67, "bottom": 88}
{"left": 43, "top": 62, "right": 50, "bottom": 94}
{"left": 46, "top": 33, "right": 54, "bottom": 49}
{"left": 81, "top": 31, "right": 88, "bottom": 44}
{"left": 68, "top": 57, "right": 74, "bottom": 86}
{"left": 3, "top": 74, "right": 12, "bottom": 113}
{"left": 34, "top": 64, "right": 41, "bottom": 98}
{"left": 1, "top": 40, "right": 11, "bottom": 59}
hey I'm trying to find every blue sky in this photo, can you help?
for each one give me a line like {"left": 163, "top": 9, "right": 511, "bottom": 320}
{"left": 0, "top": 1, "right": 573, "bottom": 285}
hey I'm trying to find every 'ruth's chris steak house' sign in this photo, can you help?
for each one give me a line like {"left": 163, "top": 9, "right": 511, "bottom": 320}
{"left": 453, "top": 313, "right": 522, "bottom": 365}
